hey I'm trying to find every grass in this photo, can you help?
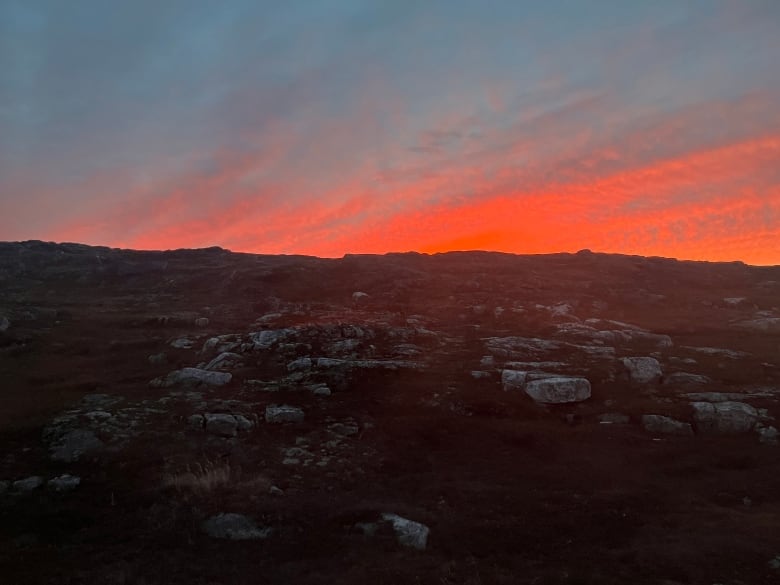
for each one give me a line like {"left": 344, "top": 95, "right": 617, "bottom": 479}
{"left": 162, "top": 459, "right": 233, "bottom": 493}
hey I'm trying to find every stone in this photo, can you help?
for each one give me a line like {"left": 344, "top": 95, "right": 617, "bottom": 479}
{"left": 641, "top": 415, "right": 693, "bottom": 436}
{"left": 352, "top": 291, "right": 369, "bottom": 302}
{"left": 307, "top": 384, "right": 331, "bottom": 396}
{"left": 152, "top": 367, "right": 232, "bottom": 388}
{"left": 381, "top": 513, "right": 430, "bottom": 550}
{"left": 622, "top": 357, "right": 662, "bottom": 384}
{"left": 0, "top": 480, "right": 9, "bottom": 495}
{"left": 204, "top": 352, "right": 243, "bottom": 372}
{"left": 691, "top": 401, "right": 758, "bottom": 434}
{"left": 663, "top": 372, "right": 711, "bottom": 386}
{"left": 202, "top": 513, "right": 273, "bottom": 540}
{"left": 471, "top": 371, "right": 491, "bottom": 380}
{"left": 501, "top": 369, "right": 528, "bottom": 391}
{"left": 205, "top": 413, "right": 239, "bottom": 437}
{"left": 736, "top": 317, "right": 780, "bottom": 332}
{"left": 269, "top": 485, "right": 284, "bottom": 496}
{"left": 234, "top": 414, "right": 253, "bottom": 431}
{"left": 170, "top": 337, "right": 196, "bottom": 349}
{"left": 524, "top": 377, "right": 591, "bottom": 404}
{"left": 148, "top": 352, "right": 168, "bottom": 366}
{"left": 13, "top": 476, "right": 44, "bottom": 492}
{"left": 757, "top": 426, "right": 778, "bottom": 445}
{"left": 287, "top": 357, "right": 312, "bottom": 372}
{"left": 265, "top": 405, "right": 305, "bottom": 424}
{"left": 49, "top": 429, "right": 104, "bottom": 462}
{"left": 187, "top": 414, "right": 204, "bottom": 429}
{"left": 194, "top": 317, "right": 209, "bottom": 327}
{"left": 48, "top": 474, "right": 81, "bottom": 492}
{"left": 0, "top": 316, "right": 9, "bottom": 332}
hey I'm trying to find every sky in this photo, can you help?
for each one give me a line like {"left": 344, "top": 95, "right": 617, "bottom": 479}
{"left": 1, "top": 1, "right": 779, "bottom": 264}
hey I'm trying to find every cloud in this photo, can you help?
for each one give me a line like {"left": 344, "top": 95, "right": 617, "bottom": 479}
{"left": 1, "top": 0, "right": 779, "bottom": 264}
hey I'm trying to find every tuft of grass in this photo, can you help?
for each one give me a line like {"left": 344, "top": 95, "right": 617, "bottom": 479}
{"left": 162, "top": 459, "right": 233, "bottom": 493}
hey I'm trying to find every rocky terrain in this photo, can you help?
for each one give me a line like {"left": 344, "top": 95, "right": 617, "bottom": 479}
{"left": 1, "top": 240, "right": 780, "bottom": 584}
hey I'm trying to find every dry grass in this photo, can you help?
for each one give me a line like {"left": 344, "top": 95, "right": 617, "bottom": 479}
{"left": 162, "top": 459, "right": 233, "bottom": 493}
{"left": 162, "top": 458, "right": 272, "bottom": 495}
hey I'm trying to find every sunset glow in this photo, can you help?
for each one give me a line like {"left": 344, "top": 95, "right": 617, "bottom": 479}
{"left": 1, "top": 1, "right": 779, "bottom": 264}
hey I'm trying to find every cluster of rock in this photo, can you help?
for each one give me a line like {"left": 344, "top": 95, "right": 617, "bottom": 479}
{"left": 0, "top": 474, "right": 80, "bottom": 495}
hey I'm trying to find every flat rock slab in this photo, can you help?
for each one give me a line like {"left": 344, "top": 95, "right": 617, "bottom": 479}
{"left": 202, "top": 513, "right": 273, "bottom": 540}
{"left": 265, "top": 405, "right": 305, "bottom": 424}
{"left": 154, "top": 368, "right": 232, "bottom": 388}
{"left": 524, "top": 377, "right": 591, "bottom": 403}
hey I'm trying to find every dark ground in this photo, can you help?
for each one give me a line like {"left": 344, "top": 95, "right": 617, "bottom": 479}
{"left": 1, "top": 241, "right": 779, "bottom": 584}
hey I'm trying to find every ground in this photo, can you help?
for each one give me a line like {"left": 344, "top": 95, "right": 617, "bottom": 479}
{"left": 1, "top": 241, "right": 779, "bottom": 584}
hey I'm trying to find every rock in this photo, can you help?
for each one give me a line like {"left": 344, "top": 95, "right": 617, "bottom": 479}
{"left": 287, "top": 357, "right": 312, "bottom": 372}
{"left": 13, "top": 476, "right": 44, "bottom": 492}
{"left": 598, "top": 413, "right": 630, "bottom": 424}
{"left": 187, "top": 414, "right": 205, "bottom": 429}
{"left": 265, "top": 405, "right": 305, "bottom": 424}
{"left": 352, "top": 291, "right": 369, "bottom": 302}
{"left": 170, "top": 337, "right": 196, "bottom": 349}
{"left": 501, "top": 369, "right": 528, "bottom": 391}
{"left": 471, "top": 371, "right": 491, "bottom": 380}
{"left": 0, "top": 480, "right": 9, "bottom": 495}
{"left": 524, "top": 377, "right": 591, "bottom": 404}
{"left": 622, "top": 357, "right": 662, "bottom": 384}
{"left": 202, "top": 513, "right": 273, "bottom": 540}
{"left": 691, "top": 401, "right": 758, "bottom": 434}
{"left": 194, "top": 317, "right": 209, "bottom": 327}
{"left": 49, "top": 429, "right": 104, "bottom": 462}
{"left": 48, "top": 474, "right": 81, "bottom": 492}
{"left": 307, "top": 383, "right": 331, "bottom": 396}
{"left": 204, "top": 352, "right": 243, "bottom": 372}
{"left": 757, "top": 425, "right": 778, "bottom": 445}
{"left": 641, "top": 415, "right": 693, "bottom": 436}
{"left": 735, "top": 317, "right": 780, "bottom": 332}
{"left": 0, "top": 316, "right": 9, "bottom": 332}
{"left": 205, "top": 414, "right": 239, "bottom": 437}
{"left": 381, "top": 513, "right": 429, "bottom": 550}
{"left": 663, "top": 372, "right": 711, "bottom": 386}
{"left": 152, "top": 368, "right": 232, "bottom": 388}
{"left": 269, "top": 485, "right": 284, "bottom": 496}
{"left": 250, "top": 328, "right": 296, "bottom": 350}
{"left": 148, "top": 352, "right": 168, "bottom": 366}
{"left": 234, "top": 414, "right": 253, "bottom": 431}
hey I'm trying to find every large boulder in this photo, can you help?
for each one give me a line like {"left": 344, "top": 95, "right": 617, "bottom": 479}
{"left": 152, "top": 368, "right": 232, "bottom": 388}
{"left": 524, "top": 377, "right": 591, "bottom": 404}
{"left": 641, "top": 415, "right": 693, "bottom": 436}
{"left": 622, "top": 357, "right": 662, "bottom": 384}
{"left": 202, "top": 513, "right": 273, "bottom": 540}
{"left": 691, "top": 401, "right": 758, "bottom": 434}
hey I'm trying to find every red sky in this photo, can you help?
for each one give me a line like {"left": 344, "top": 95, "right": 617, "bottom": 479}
{"left": 1, "top": 1, "right": 779, "bottom": 264}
